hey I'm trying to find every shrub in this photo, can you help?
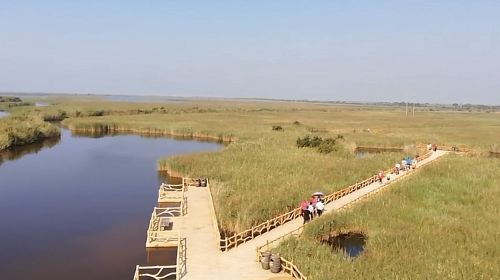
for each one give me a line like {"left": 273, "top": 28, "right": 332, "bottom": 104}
{"left": 272, "top": 125, "right": 284, "bottom": 131}
{"left": 87, "top": 110, "right": 105, "bottom": 116}
{"left": 297, "top": 135, "right": 345, "bottom": 154}
{"left": 318, "top": 137, "right": 338, "bottom": 154}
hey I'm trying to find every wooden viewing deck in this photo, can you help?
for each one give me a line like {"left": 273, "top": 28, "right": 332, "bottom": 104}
{"left": 134, "top": 149, "right": 448, "bottom": 280}
{"left": 146, "top": 182, "right": 187, "bottom": 248}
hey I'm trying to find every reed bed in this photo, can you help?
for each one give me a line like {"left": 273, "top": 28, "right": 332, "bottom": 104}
{"left": 0, "top": 115, "right": 60, "bottom": 151}
{"left": 54, "top": 98, "right": 499, "bottom": 234}
{"left": 274, "top": 155, "right": 500, "bottom": 279}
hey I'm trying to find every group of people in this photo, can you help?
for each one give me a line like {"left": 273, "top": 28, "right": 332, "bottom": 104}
{"left": 427, "top": 143, "right": 438, "bottom": 152}
{"left": 195, "top": 178, "right": 207, "bottom": 187}
{"left": 377, "top": 156, "right": 419, "bottom": 184}
{"left": 300, "top": 195, "right": 325, "bottom": 224}
{"left": 298, "top": 146, "right": 437, "bottom": 224}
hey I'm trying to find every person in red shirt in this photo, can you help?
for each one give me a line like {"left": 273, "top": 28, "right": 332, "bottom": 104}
{"left": 378, "top": 170, "right": 385, "bottom": 184}
{"left": 300, "top": 200, "right": 310, "bottom": 224}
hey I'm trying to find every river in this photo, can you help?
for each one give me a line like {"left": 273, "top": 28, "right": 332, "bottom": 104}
{"left": 0, "top": 128, "right": 220, "bottom": 279}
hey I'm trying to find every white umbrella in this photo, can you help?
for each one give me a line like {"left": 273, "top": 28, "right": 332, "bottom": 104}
{"left": 312, "top": 191, "right": 324, "bottom": 197}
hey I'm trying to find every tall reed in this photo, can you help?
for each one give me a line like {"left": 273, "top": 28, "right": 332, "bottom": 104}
{"left": 275, "top": 155, "right": 500, "bottom": 279}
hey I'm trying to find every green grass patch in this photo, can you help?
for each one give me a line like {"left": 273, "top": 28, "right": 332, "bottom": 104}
{"left": 274, "top": 155, "right": 500, "bottom": 279}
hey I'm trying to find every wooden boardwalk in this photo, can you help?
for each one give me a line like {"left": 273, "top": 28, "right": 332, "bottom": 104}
{"left": 169, "top": 150, "right": 447, "bottom": 279}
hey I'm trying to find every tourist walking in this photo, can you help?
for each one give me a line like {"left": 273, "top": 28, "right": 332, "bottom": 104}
{"left": 300, "top": 200, "right": 308, "bottom": 215}
{"left": 412, "top": 158, "right": 417, "bottom": 169}
{"left": 316, "top": 199, "right": 325, "bottom": 217}
{"left": 405, "top": 156, "right": 412, "bottom": 170}
{"left": 308, "top": 202, "right": 315, "bottom": 221}
{"left": 378, "top": 170, "right": 385, "bottom": 184}
{"left": 401, "top": 159, "right": 407, "bottom": 171}
{"left": 301, "top": 200, "right": 310, "bottom": 224}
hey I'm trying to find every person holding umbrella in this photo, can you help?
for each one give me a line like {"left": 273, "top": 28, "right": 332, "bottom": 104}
{"left": 311, "top": 191, "right": 324, "bottom": 217}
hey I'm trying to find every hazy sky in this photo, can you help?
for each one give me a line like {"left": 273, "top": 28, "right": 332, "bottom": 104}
{"left": 1, "top": 1, "right": 499, "bottom": 104}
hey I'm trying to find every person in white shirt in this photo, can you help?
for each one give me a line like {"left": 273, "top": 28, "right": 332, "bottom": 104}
{"left": 401, "top": 159, "right": 407, "bottom": 171}
{"left": 412, "top": 158, "right": 417, "bottom": 169}
{"left": 316, "top": 200, "right": 325, "bottom": 217}
{"left": 307, "top": 202, "right": 315, "bottom": 221}
{"left": 395, "top": 163, "right": 401, "bottom": 174}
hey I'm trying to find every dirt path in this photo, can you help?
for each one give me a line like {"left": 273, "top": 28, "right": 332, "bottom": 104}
{"left": 176, "top": 150, "right": 447, "bottom": 279}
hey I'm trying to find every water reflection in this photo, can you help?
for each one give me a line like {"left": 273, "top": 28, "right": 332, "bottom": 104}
{"left": 35, "top": 102, "right": 50, "bottom": 107}
{"left": 355, "top": 147, "right": 403, "bottom": 158}
{"left": 70, "top": 129, "right": 226, "bottom": 144}
{"left": 321, "top": 232, "right": 366, "bottom": 259}
{"left": 490, "top": 152, "right": 500, "bottom": 158}
{"left": 0, "top": 137, "right": 60, "bottom": 166}
{"left": 0, "top": 111, "right": 10, "bottom": 118}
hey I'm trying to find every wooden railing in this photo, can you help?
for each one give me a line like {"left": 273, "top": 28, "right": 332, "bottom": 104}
{"left": 134, "top": 177, "right": 193, "bottom": 279}
{"left": 220, "top": 208, "right": 302, "bottom": 251}
{"left": 176, "top": 237, "right": 187, "bottom": 280}
{"left": 158, "top": 183, "right": 186, "bottom": 202}
{"left": 219, "top": 151, "right": 434, "bottom": 251}
{"left": 255, "top": 226, "right": 304, "bottom": 262}
{"left": 146, "top": 230, "right": 181, "bottom": 248}
{"left": 255, "top": 226, "right": 308, "bottom": 280}
{"left": 280, "top": 257, "right": 308, "bottom": 280}
{"left": 148, "top": 205, "right": 185, "bottom": 232}
{"left": 134, "top": 236, "right": 186, "bottom": 280}
{"left": 155, "top": 205, "right": 186, "bottom": 218}
{"left": 133, "top": 265, "right": 177, "bottom": 280}
{"left": 416, "top": 144, "right": 472, "bottom": 153}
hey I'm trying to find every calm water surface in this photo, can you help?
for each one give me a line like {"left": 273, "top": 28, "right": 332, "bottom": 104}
{"left": 0, "top": 111, "right": 9, "bottom": 118}
{"left": 35, "top": 102, "right": 50, "bottom": 107}
{"left": 0, "top": 129, "right": 220, "bottom": 280}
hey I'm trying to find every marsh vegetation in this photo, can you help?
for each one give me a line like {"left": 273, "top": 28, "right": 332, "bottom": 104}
{"left": 274, "top": 156, "right": 500, "bottom": 279}
{"left": 0, "top": 116, "right": 60, "bottom": 151}
{"left": 56, "top": 98, "right": 499, "bottom": 236}
{"left": 3, "top": 97, "right": 499, "bottom": 239}
{"left": 1, "top": 96, "right": 499, "bottom": 278}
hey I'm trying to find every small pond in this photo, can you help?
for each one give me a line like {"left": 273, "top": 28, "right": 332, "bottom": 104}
{"left": 103, "top": 95, "right": 185, "bottom": 103}
{"left": 0, "top": 111, "right": 10, "bottom": 118}
{"left": 0, "top": 128, "right": 221, "bottom": 280}
{"left": 322, "top": 232, "right": 366, "bottom": 259}
{"left": 490, "top": 152, "right": 500, "bottom": 158}
{"left": 355, "top": 147, "right": 403, "bottom": 158}
{"left": 35, "top": 102, "right": 50, "bottom": 107}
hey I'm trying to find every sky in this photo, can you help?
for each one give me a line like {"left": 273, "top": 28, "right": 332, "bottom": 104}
{"left": 0, "top": 1, "right": 499, "bottom": 105}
